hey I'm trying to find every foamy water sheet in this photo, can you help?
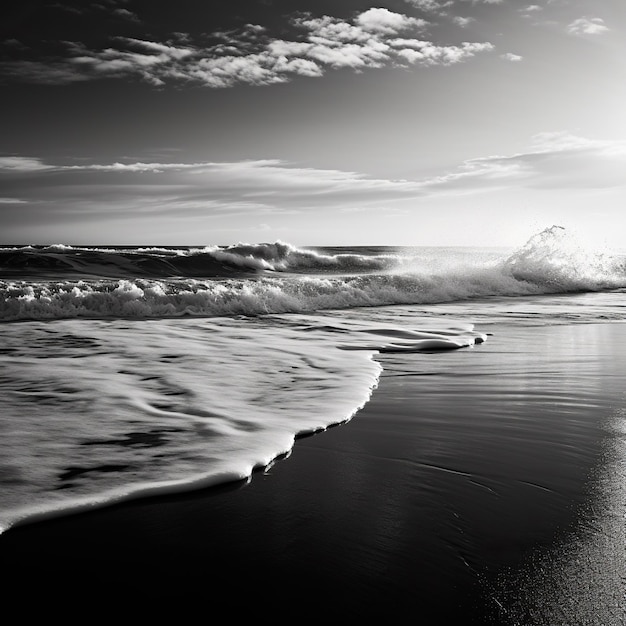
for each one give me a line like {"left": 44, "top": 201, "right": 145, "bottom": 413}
{"left": 0, "top": 314, "right": 486, "bottom": 533}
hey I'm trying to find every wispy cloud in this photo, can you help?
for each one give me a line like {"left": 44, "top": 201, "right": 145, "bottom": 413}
{"left": 402, "top": 1, "right": 491, "bottom": 26}
{"left": 453, "top": 16, "right": 475, "bottom": 27}
{"left": 0, "top": 198, "right": 28, "bottom": 204}
{"left": 1, "top": 8, "right": 494, "bottom": 88}
{"left": 2, "top": 132, "right": 624, "bottom": 245}
{"left": 4, "top": 133, "right": 624, "bottom": 222}
{"left": 0, "top": 156, "right": 54, "bottom": 171}
{"left": 501, "top": 52, "right": 523, "bottom": 62}
{"left": 2, "top": 38, "right": 29, "bottom": 50}
{"left": 418, "top": 132, "right": 626, "bottom": 193}
{"left": 52, "top": 0, "right": 136, "bottom": 18}
{"left": 403, "top": 0, "right": 454, "bottom": 13}
{"left": 0, "top": 157, "right": 428, "bottom": 216}
{"left": 113, "top": 8, "right": 140, "bottom": 23}
{"left": 567, "top": 17, "right": 609, "bottom": 36}
{"left": 50, "top": 3, "right": 87, "bottom": 15}
{"left": 519, "top": 4, "right": 543, "bottom": 19}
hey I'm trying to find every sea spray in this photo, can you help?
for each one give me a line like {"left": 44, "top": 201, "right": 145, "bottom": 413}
{"left": 503, "top": 225, "right": 624, "bottom": 290}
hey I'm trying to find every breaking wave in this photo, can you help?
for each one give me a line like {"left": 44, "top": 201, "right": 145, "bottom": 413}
{"left": 1, "top": 226, "right": 624, "bottom": 321}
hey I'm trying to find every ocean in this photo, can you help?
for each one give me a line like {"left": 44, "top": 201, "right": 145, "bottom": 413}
{"left": 1, "top": 224, "right": 624, "bottom": 534}
{"left": 1, "top": 225, "right": 625, "bottom": 621}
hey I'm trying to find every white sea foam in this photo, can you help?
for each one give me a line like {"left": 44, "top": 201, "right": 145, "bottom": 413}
{"left": 0, "top": 314, "right": 485, "bottom": 533}
{"left": 0, "top": 265, "right": 622, "bottom": 322}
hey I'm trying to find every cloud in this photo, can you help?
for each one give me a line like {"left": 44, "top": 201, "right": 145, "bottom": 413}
{"left": 0, "top": 198, "right": 28, "bottom": 204}
{"left": 419, "top": 155, "right": 532, "bottom": 192}
{"left": 453, "top": 16, "right": 475, "bottom": 27}
{"left": 1, "top": 8, "right": 494, "bottom": 88}
{"left": 113, "top": 8, "right": 140, "bottom": 23}
{"left": 0, "top": 156, "right": 53, "bottom": 171}
{"left": 50, "top": 3, "right": 85, "bottom": 14}
{"left": 529, "top": 132, "right": 626, "bottom": 156}
{"left": 567, "top": 17, "right": 609, "bottom": 36}
{"left": 417, "top": 132, "right": 626, "bottom": 194}
{"left": 63, "top": 161, "right": 214, "bottom": 173}
{"left": 354, "top": 8, "right": 428, "bottom": 34}
{"left": 392, "top": 40, "right": 494, "bottom": 66}
{"left": 2, "top": 38, "right": 28, "bottom": 50}
{"left": 4, "top": 135, "right": 624, "bottom": 240}
{"left": 519, "top": 4, "right": 543, "bottom": 19}
{"left": 0, "top": 157, "right": 428, "bottom": 219}
{"left": 501, "top": 52, "right": 523, "bottom": 62}
{"left": 53, "top": 0, "right": 135, "bottom": 18}
{"left": 403, "top": 0, "right": 453, "bottom": 12}
{"left": 402, "top": 0, "right": 482, "bottom": 27}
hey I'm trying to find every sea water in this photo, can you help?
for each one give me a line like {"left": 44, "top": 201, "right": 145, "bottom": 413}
{"left": 1, "top": 225, "right": 625, "bottom": 534}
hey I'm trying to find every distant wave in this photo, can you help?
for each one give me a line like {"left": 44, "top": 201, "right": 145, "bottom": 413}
{"left": 1, "top": 227, "right": 624, "bottom": 322}
{"left": 0, "top": 241, "right": 400, "bottom": 278}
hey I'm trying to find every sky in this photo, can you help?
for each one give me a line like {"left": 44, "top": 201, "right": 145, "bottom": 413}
{"left": 1, "top": 0, "right": 625, "bottom": 248}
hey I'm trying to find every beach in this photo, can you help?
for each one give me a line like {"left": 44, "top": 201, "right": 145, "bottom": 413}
{"left": 3, "top": 0, "right": 626, "bottom": 621}
{"left": 2, "top": 318, "right": 624, "bottom": 624}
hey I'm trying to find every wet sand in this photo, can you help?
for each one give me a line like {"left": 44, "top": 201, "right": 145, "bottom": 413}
{"left": 1, "top": 322, "right": 624, "bottom": 623}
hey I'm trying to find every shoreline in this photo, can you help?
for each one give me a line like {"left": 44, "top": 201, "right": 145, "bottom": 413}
{"left": 1, "top": 321, "right": 625, "bottom": 622}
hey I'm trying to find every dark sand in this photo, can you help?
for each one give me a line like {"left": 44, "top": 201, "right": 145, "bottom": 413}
{"left": 1, "top": 322, "right": 624, "bottom": 623}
